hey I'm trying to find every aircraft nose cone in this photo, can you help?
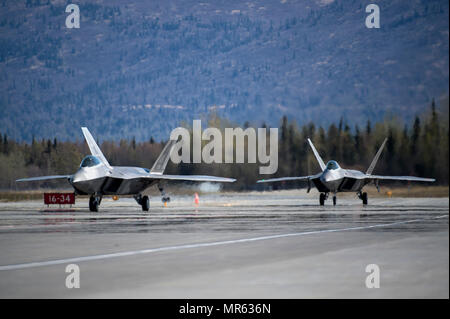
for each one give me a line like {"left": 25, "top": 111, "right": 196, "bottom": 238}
{"left": 321, "top": 172, "right": 334, "bottom": 183}
{"left": 71, "top": 171, "right": 83, "bottom": 183}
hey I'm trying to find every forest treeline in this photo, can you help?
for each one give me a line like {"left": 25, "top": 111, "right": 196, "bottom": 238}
{"left": 0, "top": 100, "right": 448, "bottom": 190}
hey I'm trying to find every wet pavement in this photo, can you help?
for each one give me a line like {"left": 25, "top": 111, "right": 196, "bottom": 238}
{"left": 0, "top": 191, "right": 448, "bottom": 298}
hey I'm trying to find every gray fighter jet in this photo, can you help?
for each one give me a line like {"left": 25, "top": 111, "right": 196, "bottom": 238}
{"left": 257, "top": 138, "right": 435, "bottom": 206}
{"left": 17, "top": 127, "right": 235, "bottom": 211}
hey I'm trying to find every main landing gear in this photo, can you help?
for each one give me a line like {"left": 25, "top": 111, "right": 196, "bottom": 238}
{"left": 134, "top": 194, "right": 150, "bottom": 211}
{"left": 89, "top": 195, "right": 102, "bottom": 212}
{"left": 133, "top": 186, "right": 171, "bottom": 212}
{"left": 159, "top": 185, "right": 170, "bottom": 204}
{"left": 358, "top": 191, "right": 368, "bottom": 205}
{"left": 319, "top": 193, "right": 327, "bottom": 206}
{"left": 320, "top": 192, "right": 368, "bottom": 206}
{"left": 319, "top": 193, "right": 337, "bottom": 206}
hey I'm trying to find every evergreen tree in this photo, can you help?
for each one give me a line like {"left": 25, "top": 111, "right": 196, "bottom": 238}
{"left": 366, "top": 120, "right": 372, "bottom": 135}
{"left": 411, "top": 116, "right": 421, "bottom": 155}
{"left": 3, "top": 134, "right": 8, "bottom": 155}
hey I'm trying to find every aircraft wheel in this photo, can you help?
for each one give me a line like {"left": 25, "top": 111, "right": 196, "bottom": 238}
{"left": 319, "top": 193, "right": 325, "bottom": 206}
{"left": 362, "top": 192, "right": 368, "bottom": 205}
{"left": 333, "top": 195, "right": 337, "bottom": 206}
{"left": 162, "top": 196, "right": 170, "bottom": 203}
{"left": 89, "top": 196, "right": 99, "bottom": 212}
{"left": 142, "top": 195, "right": 150, "bottom": 211}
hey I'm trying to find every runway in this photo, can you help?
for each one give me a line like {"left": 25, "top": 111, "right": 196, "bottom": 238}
{"left": 0, "top": 191, "right": 448, "bottom": 298}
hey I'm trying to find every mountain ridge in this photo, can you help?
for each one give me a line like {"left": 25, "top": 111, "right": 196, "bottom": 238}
{"left": 0, "top": 0, "right": 448, "bottom": 141}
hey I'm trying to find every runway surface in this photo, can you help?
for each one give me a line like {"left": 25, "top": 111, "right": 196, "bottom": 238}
{"left": 0, "top": 191, "right": 448, "bottom": 298}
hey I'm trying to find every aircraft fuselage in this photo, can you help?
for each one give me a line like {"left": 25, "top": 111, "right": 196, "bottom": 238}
{"left": 312, "top": 167, "right": 371, "bottom": 194}
{"left": 70, "top": 165, "right": 155, "bottom": 196}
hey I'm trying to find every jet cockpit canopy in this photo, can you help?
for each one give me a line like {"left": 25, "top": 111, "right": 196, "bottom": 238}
{"left": 80, "top": 155, "right": 101, "bottom": 168}
{"left": 326, "top": 160, "right": 340, "bottom": 170}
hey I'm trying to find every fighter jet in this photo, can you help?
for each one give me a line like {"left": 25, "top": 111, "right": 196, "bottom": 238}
{"left": 17, "top": 127, "right": 235, "bottom": 211}
{"left": 257, "top": 138, "right": 435, "bottom": 206}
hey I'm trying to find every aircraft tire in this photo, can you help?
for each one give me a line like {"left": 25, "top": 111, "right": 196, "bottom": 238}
{"left": 362, "top": 192, "right": 368, "bottom": 205}
{"left": 319, "top": 193, "right": 325, "bottom": 206}
{"left": 162, "top": 196, "right": 170, "bottom": 203}
{"left": 142, "top": 195, "right": 150, "bottom": 211}
{"left": 89, "top": 196, "right": 99, "bottom": 212}
{"left": 333, "top": 195, "right": 337, "bottom": 206}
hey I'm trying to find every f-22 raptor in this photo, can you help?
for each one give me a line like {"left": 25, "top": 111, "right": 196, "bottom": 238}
{"left": 257, "top": 138, "right": 435, "bottom": 205}
{"left": 17, "top": 127, "right": 235, "bottom": 211}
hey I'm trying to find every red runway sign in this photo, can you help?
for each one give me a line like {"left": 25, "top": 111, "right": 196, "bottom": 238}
{"left": 44, "top": 193, "right": 75, "bottom": 205}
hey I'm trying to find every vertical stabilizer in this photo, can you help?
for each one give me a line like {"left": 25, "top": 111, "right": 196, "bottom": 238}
{"left": 307, "top": 138, "right": 326, "bottom": 171}
{"left": 366, "top": 138, "right": 388, "bottom": 175}
{"left": 150, "top": 140, "right": 177, "bottom": 174}
{"left": 81, "top": 127, "right": 112, "bottom": 169}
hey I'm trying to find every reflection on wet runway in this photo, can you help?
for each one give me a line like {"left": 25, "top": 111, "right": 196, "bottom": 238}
{"left": 0, "top": 195, "right": 448, "bottom": 235}
{"left": 0, "top": 194, "right": 448, "bottom": 298}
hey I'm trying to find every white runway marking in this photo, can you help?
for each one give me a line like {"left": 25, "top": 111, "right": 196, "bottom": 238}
{"left": 0, "top": 215, "right": 447, "bottom": 271}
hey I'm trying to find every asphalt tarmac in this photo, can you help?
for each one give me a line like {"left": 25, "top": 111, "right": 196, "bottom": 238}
{"left": 0, "top": 191, "right": 448, "bottom": 298}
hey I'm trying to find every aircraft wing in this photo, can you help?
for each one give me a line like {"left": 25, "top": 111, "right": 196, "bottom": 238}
{"left": 257, "top": 174, "right": 320, "bottom": 183}
{"left": 16, "top": 175, "right": 72, "bottom": 182}
{"left": 147, "top": 174, "right": 236, "bottom": 183}
{"left": 365, "top": 175, "right": 435, "bottom": 182}
{"left": 115, "top": 171, "right": 236, "bottom": 183}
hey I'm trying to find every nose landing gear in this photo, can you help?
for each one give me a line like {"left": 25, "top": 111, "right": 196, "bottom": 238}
{"left": 89, "top": 195, "right": 102, "bottom": 212}
{"left": 319, "top": 193, "right": 337, "bottom": 206}
{"left": 319, "top": 193, "right": 328, "bottom": 206}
